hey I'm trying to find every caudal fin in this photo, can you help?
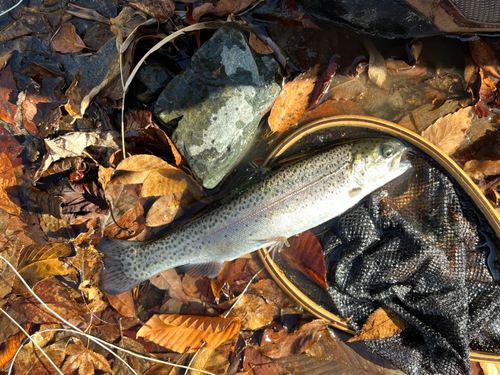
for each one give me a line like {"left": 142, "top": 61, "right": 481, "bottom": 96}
{"left": 96, "top": 238, "right": 147, "bottom": 295}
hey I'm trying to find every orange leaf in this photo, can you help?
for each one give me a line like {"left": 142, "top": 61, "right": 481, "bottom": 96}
{"left": 0, "top": 153, "right": 20, "bottom": 216}
{"left": 480, "top": 362, "right": 500, "bottom": 375}
{"left": 149, "top": 269, "right": 188, "bottom": 305}
{"left": 469, "top": 37, "right": 500, "bottom": 80}
{"left": 0, "top": 325, "right": 30, "bottom": 368}
{"left": 269, "top": 66, "right": 318, "bottom": 133}
{"left": 348, "top": 307, "right": 408, "bottom": 342}
{"left": 105, "top": 291, "right": 138, "bottom": 318}
{"left": 51, "top": 23, "right": 86, "bottom": 54}
{"left": 137, "top": 314, "right": 241, "bottom": 353}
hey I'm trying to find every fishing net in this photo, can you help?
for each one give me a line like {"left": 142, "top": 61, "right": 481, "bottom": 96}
{"left": 269, "top": 124, "right": 500, "bottom": 375}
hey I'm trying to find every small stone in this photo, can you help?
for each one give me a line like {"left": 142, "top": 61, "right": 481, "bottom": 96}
{"left": 155, "top": 23, "right": 281, "bottom": 189}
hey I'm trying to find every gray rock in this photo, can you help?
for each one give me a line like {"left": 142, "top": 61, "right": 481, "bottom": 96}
{"left": 134, "top": 59, "right": 179, "bottom": 105}
{"left": 155, "top": 23, "right": 280, "bottom": 189}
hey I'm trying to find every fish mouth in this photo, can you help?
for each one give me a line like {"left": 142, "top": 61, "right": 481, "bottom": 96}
{"left": 390, "top": 147, "right": 410, "bottom": 172}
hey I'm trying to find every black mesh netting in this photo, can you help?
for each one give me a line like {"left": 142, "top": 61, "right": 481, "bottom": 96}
{"left": 323, "top": 149, "right": 500, "bottom": 375}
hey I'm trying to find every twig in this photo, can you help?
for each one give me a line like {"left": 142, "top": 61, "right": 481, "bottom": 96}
{"left": 223, "top": 267, "right": 264, "bottom": 318}
{"left": 0, "top": 0, "right": 23, "bottom": 18}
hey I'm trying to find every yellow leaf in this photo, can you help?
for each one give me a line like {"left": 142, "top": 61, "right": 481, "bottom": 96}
{"left": 421, "top": 106, "right": 475, "bottom": 155}
{"left": 15, "top": 243, "right": 76, "bottom": 289}
{"left": 480, "top": 362, "right": 500, "bottom": 375}
{"left": 348, "top": 307, "right": 408, "bottom": 342}
{"left": 137, "top": 314, "right": 241, "bottom": 353}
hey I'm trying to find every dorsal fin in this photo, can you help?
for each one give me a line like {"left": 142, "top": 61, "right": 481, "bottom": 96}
{"left": 179, "top": 261, "right": 225, "bottom": 278}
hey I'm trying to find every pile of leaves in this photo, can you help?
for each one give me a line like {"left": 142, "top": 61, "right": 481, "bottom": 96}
{"left": 1, "top": 0, "right": 500, "bottom": 374}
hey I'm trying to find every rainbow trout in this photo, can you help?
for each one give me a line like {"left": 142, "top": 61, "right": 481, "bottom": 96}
{"left": 98, "top": 138, "right": 410, "bottom": 295}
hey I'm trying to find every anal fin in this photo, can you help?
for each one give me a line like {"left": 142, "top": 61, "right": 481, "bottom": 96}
{"left": 179, "top": 261, "right": 225, "bottom": 278}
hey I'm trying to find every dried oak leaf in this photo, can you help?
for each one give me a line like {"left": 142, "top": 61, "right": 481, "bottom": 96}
{"left": 421, "top": 106, "right": 475, "bottom": 155}
{"left": 190, "top": 0, "right": 256, "bottom": 23}
{"left": 464, "top": 159, "right": 500, "bottom": 180}
{"left": 269, "top": 66, "right": 319, "bottom": 133}
{"left": 223, "top": 294, "right": 279, "bottom": 330}
{"left": 280, "top": 230, "right": 326, "bottom": 289}
{"left": 0, "top": 153, "right": 20, "bottom": 215}
{"left": 14, "top": 242, "right": 76, "bottom": 290}
{"left": 0, "top": 325, "right": 30, "bottom": 368}
{"left": 149, "top": 269, "right": 189, "bottom": 305}
{"left": 348, "top": 307, "right": 408, "bottom": 342}
{"left": 51, "top": 22, "right": 86, "bottom": 53}
{"left": 14, "top": 337, "right": 67, "bottom": 375}
{"left": 137, "top": 314, "right": 241, "bottom": 353}
{"left": 259, "top": 320, "right": 327, "bottom": 359}
{"left": 61, "top": 337, "right": 112, "bottom": 375}
{"left": 10, "top": 277, "right": 85, "bottom": 324}
{"left": 469, "top": 36, "right": 500, "bottom": 80}
{"left": 129, "top": 0, "right": 174, "bottom": 22}
{"left": 105, "top": 291, "right": 138, "bottom": 318}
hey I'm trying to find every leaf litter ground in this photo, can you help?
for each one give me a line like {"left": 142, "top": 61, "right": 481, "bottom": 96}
{"left": 0, "top": 0, "right": 500, "bottom": 374}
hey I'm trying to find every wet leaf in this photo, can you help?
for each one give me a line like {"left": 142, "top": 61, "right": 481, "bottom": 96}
{"left": 0, "top": 67, "right": 19, "bottom": 125}
{"left": 223, "top": 294, "right": 279, "bottom": 330}
{"left": 190, "top": 0, "right": 256, "bottom": 23}
{"left": 259, "top": 320, "right": 327, "bottom": 358}
{"left": 137, "top": 314, "right": 241, "bottom": 353}
{"left": 249, "top": 32, "right": 273, "bottom": 54}
{"left": 130, "top": 0, "right": 175, "bottom": 22}
{"left": 421, "top": 106, "right": 475, "bottom": 155}
{"left": 269, "top": 66, "right": 318, "bottom": 133}
{"left": 0, "top": 325, "right": 30, "bottom": 368}
{"left": 298, "top": 99, "right": 364, "bottom": 127}
{"left": 105, "top": 291, "right": 138, "bottom": 318}
{"left": 349, "top": 307, "right": 408, "bottom": 342}
{"left": 149, "top": 269, "right": 189, "bottom": 305}
{"left": 280, "top": 231, "right": 326, "bottom": 289}
{"left": 469, "top": 37, "right": 500, "bottom": 80}
{"left": 321, "top": 76, "right": 367, "bottom": 102}
{"left": 464, "top": 159, "right": 500, "bottom": 180}
{"left": 0, "top": 153, "right": 20, "bottom": 215}
{"left": 0, "top": 10, "right": 51, "bottom": 43}
{"left": 0, "top": 124, "right": 25, "bottom": 167}
{"left": 51, "top": 22, "right": 87, "bottom": 53}
{"left": 476, "top": 68, "right": 497, "bottom": 117}
{"left": 10, "top": 277, "right": 86, "bottom": 324}
{"left": 61, "top": 337, "right": 112, "bottom": 375}
{"left": 364, "top": 40, "right": 387, "bottom": 88}
{"left": 15, "top": 242, "right": 76, "bottom": 289}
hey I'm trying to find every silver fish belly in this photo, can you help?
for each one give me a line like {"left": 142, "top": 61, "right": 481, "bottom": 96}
{"left": 98, "top": 138, "right": 410, "bottom": 295}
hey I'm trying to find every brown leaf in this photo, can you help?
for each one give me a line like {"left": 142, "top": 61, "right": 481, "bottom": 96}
{"left": 61, "top": 337, "right": 112, "bottom": 375}
{"left": 464, "top": 159, "right": 500, "bottom": 180}
{"left": 14, "top": 337, "right": 67, "bottom": 375}
{"left": 364, "top": 40, "right": 387, "bottom": 88}
{"left": 321, "top": 76, "right": 367, "bottom": 101}
{"left": 182, "top": 273, "right": 215, "bottom": 304}
{"left": 269, "top": 66, "right": 319, "bottom": 133}
{"left": 137, "top": 314, "right": 241, "bottom": 353}
{"left": 249, "top": 32, "right": 273, "bottom": 54}
{"left": 0, "top": 10, "right": 51, "bottom": 43}
{"left": 280, "top": 231, "right": 327, "bottom": 289}
{"left": 349, "top": 307, "right": 408, "bottom": 342}
{"left": 480, "top": 362, "right": 500, "bottom": 375}
{"left": 14, "top": 242, "right": 76, "bottom": 290}
{"left": 259, "top": 320, "right": 327, "bottom": 359}
{"left": 103, "top": 198, "right": 146, "bottom": 239}
{"left": 149, "top": 269, "right": 189, "bottom": 305}
{"left": 469, "top": 37, "right": 500, "bottom": 80}
{"left": 0, "top": 153, "right": 20, "bottom": 215}
{"left": 421, "top": 106, "right": 475, "bottom": 155}
{"left": 10, "top": 277, "right": 86, "bottom": 324}
{"left": 223, "top": 294, "right": 279, "bottom": 330}
{"left": 190, "top": 0, "right": 256, "bottom": 23}
{"left": 105, "top": 291, "right": 138, "bottom": 318}
{"left": 0, "top": 325, "right": 30, "bottom": 368}
{"left": 476, "top": 68, "right": 497, "bottom": 117}
{"left": 130, "top": 0, "right": 174, "bottom": 22}
{"left": 298, "top": 99, "right": 364, "bottom": 127}
{"left": 0, "top": 123, "right": 25, "bottom": 167}
{"left": 0, "top": 67, "right": 19, "bottom": 125}
{"left": 51, "top": 22, "right": 86, "bottom": 53}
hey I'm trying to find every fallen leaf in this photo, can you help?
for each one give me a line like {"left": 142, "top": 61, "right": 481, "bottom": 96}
{"left": 480, "top": 362, "right": 500, "bottom": 375}
{"left": 269, "top": 66, "right": 319, "bottom": 133}
{"left": 0, "top": 325, "right": 30, "bottom": 368}
{"left": 112, "top": 336, "right": 153, "bottom": 375}
{"left": 182, "top": 273, "right": 215, "bottom": 304}
{"left": 14, "top": 242, "right": 76, "bottom": 290}
{"left": 105, "top": 291, "right": 138, "bottom": 318}
{"left": 421, "top": 106, "right": 475, "bottom": 155}
{"left": 61, "top": 337, "right": 112, "bottom": 375}
{"left": 476, "top": 69, "right": 497, "bottom": 117}
{"left": 14, "top": 337, "right": 67, "bottom": 375}
{"left": 190, "top": 0, "right": 256, "bottom": 23}
{"left": 0, "top": 153, "right": 20, "bottom": 215}
{"left": 469, "top": 37, "right": 500, "bottom": 80}
{"left": 249, "top": 32, "right": 273, "bottom": 54}
{"left": 103, "top": 197, "right": 146, "bottom": 239}
{"left": 0, "top": 9, "right": 51, "bottom": 43}
{"left": 247, "top": 279, "right": 294, "bottom": 309}
{"left": 321, "top": 76, "right": 367, "bottom": 102}
{"left": 223, "top": 294, "right": 279, "bottom": 330}
{"left": 130, "top": 0, "right": 175, "bottom": 22}
{"left": 137, "top": 314, "right": 241, "bottom": 353}
{"left": 464, "top": 159, "right": 500, "bottom": 180}
{"left": 0, "top": 67, "right": 19, "bottom": 125}
{"left": 280, "top": 231, "right": 326, "bottom": 289}
{"left": 14, "top": 277, "right": 85, "bottom": 323}
{"left": 298, "top": 99, "right": 364, "bottom": 127}
{"left": 0, "top": 124, "right": 25, "bottom": 167}
{"left": 348, "top": 307, "right": 408, "bottom": 342}
{"left": 51, "top": 22, "right": 87, "bottom": 53}
{"left": 259, "top": 320, "right": 327, "bottom": 358}
{"left": 149, "top": 269, "right": 189, "bottom": 305}
{"left": 364, "top": 40, "right": 387, "bottom": 88}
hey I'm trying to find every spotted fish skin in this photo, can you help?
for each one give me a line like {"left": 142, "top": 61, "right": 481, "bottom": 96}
{"left": 98, "top": 138, "right": 410, "bottom": 295}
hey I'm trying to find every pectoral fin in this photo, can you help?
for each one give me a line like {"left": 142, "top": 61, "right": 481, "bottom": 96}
{"left": 179, "top": 261, "right": 225, "bottom": 278}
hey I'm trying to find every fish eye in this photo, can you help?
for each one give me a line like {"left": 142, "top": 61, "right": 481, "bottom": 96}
{"left": 381, "top": 144, "right": 394, "bottom": 158}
